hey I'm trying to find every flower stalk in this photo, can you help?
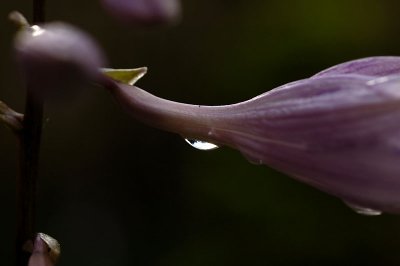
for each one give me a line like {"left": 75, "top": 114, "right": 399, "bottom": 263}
{"left": 16, "top": 1, "right": 46, "bottom": 265}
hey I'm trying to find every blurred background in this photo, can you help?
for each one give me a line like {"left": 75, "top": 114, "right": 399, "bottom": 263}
{"left": 2, "top": 0, "right": 400, "bottom": 265}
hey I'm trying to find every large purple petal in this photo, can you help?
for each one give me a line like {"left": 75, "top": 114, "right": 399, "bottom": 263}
{"left": 215, "top": 75, "right": 400, "bottom": 213}
{"left": 313, "top": 56, "right": 400, "bottom": 78}
{"left": 103, "top": 57, "right": 400, "bottom": 214}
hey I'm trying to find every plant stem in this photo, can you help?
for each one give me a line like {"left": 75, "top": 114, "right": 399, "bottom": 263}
{"left": 33, "top": 0, "right": 46, "bottom": 24}
{"left": 16, "top": 1, "right": 46, "bottom": 265}
{"left": 16, "top": 94, "right": 44, "bottom": 266}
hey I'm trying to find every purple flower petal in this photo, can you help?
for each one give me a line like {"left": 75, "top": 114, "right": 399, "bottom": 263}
{"left": 103, "top": 57, "right": 400, "bottom": 214}
{"left": 313, "top": 56, "right": 400, "bottom": 78}
{"left": 15, "top": 22, "right": 107, "bottom": 101}
{"left": 216, "top": 75, "right": 400, "bottom": 214}
{"left": 101, "top": 0, "right": 181, "bottom": 26}
{"left": 28, "top": 236, "right": 54, "bottom": 266}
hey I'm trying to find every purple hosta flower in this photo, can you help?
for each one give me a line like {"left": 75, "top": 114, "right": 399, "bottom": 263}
{"left": 28, "top": 237, "right": 53, "bottom": 266}
{"left": 102, "top": 56, "right": 400, "bottom": 215}
{"left": 26, "top": 233, "right": 60, "bottom": 266}
{"left": 101, "top": 0, "right": 181, "bottom": 26}
{"left": 14, "top": 22, "right": 106, "bottom": 101}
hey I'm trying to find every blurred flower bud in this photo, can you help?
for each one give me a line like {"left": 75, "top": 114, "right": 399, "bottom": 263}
{"left": 28, "top": 235, "right": 54, "bottom": 266}
{"left": 103, "top": 56, "right": 400, "bottom": 215}
{"left": 101, "top": 0, "right": 181, "bottom": 26}
{"left": 14, "top": 22, "right": 107, "bottom": 101}
{"left": 0, "top": 100, "right": 23, "bottom": 132}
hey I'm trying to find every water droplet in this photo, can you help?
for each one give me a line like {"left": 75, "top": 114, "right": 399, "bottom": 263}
{"left": 31, "top": 25, "right": 45, "bottom": 37}
{"left": 184, "top": 139, "right": 219, "bottom": 151}
{"left": 344, "top": 201, "right": 382, "bottom": 216}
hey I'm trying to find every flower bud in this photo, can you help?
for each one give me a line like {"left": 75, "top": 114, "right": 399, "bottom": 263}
{"left": 28, "top": 235, "right": 54, "bottom": 266}
{"left": 14, "top": 22, "right": 107, "bottom": 101}
{"left": 103, "top": 56, "right": 400, "bottom": 214}
{"left": 101, "top": 0, "right": 181, "bottom": 26}
{"left": 0, "top": 100, "right": 23, "bottom": 132}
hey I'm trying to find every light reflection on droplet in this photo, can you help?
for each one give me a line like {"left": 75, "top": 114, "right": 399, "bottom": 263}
{"left": 184, "top": 139, "right": 219, "bottom": 151}
{"left": 31, "top": 25, "right": 45, "bottom": 37}
{"left": 344, "top": 201, "right": 382, "bottom": 216}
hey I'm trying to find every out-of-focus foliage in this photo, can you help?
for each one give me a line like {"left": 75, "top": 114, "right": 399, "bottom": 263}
{"left": 2, "top": 1, "right": 400, "bottom": 265}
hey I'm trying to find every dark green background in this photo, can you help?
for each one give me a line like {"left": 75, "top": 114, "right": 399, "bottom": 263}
{"left": 2, "top": 1, "right": 400, "bottom": 265}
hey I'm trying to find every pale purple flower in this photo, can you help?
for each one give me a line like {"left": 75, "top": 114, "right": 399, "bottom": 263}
{"left": 14, "top": 22, "right": 106, "bottom": 100}
{"left": 28, "top": 236, "right": 54, "bottom": 266}
{"left": 101, "top": 0, "right": 181, "bottom": 26}
{"left": 102, "top": 56, "right": 400, "bottom": 214}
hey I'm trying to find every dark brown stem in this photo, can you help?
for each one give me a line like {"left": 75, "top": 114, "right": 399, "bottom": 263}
{"left": 16, "top": 92, "right": 43, "bottom": 266}
{"left": 16, "top": 1, "right": 46, "bottom": 265}
{"left": 33, "top": 0, "right": 46, "bottom": 23}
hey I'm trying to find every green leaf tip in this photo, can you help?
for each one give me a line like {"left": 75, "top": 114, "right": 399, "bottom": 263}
{"left": 101, "top": 67, "right": 148, "bottom": 85}
{"left": 8, "top": 11, "right": 29, "bottom": 29}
